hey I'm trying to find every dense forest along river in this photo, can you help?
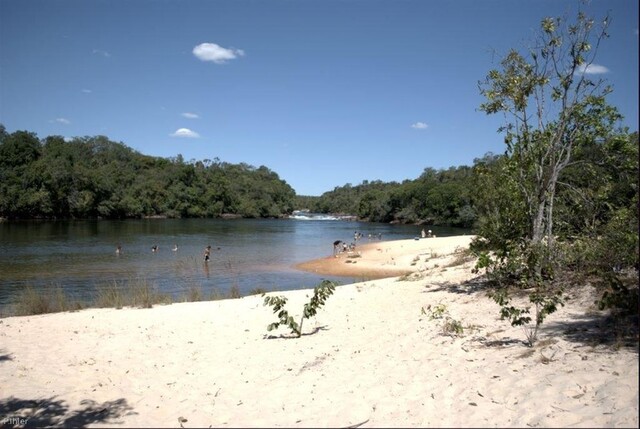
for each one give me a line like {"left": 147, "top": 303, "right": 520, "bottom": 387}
{"left": 0, "top": 217, "right": 471, "bottom": 312}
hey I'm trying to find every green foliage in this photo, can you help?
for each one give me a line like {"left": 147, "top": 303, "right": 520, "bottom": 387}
{"left": 597, "top": 274, "right": 639, "bottom": 315}
{"left": 4, "top": 125, "right": 479, "bottom": 228}
{"left": 263, "top": 295, "right": 298, "bottom": 334}
{"left": 0, "top": 129, "right": 295, "bottom": 220}
{"left": 263, "top": 280, "right": 336, "bottom": 337}
{"left": 442, "top": 318, "right": 465, "bottom": 336}
{"left": 474, "top": 239, "right": 565, "bottom": 346}
{"left": 296, "top": 166, "right": 477, "bottom": 227}
{"left": 472, "top": 7, "right": 638, "bottom": 344}
{"left": 422, "top": 303, "right": 448, "bottom": 320}
{"left": 421, "top": 303, "right": 464, "bottom": 336}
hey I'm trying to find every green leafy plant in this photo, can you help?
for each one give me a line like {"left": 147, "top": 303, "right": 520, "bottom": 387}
{"left": 263, "top": 280, "right": 336, "bottom": 337}
{"left": 422, "top": 303, "right": 464, "bottom": 337}
{"left": 473, "top": 8, "right": 620, "bottom": 347}
{"left": 475, "top": 243, "right": 564, "bottom": 346}
{"left": 422, "top": 303, "right": 448, "bottom": 320}
{"left": 442, "top": 317, "right": 464, "bottom": 336}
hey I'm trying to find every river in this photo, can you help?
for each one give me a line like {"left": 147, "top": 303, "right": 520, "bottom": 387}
{"left": 0, "top": 216, "right": 470, "bottom": 312}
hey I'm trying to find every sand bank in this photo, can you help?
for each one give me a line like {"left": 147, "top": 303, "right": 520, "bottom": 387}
{"left": 295, "top": 235, "right": 476, "bottom": 279}
{"left": 0, "top": 236, "right": 637, "bottom": 428}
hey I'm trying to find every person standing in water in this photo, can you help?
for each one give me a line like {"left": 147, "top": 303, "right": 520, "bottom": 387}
{"left": 204, "top": 245, "right": 212, "bottom": 262}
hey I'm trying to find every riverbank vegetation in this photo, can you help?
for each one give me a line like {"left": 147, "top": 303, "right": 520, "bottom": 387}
{"left": 0, "top": 123, "right": 481, "bottom": 227}
{"left": 6, "top": 278, "right": 266, "bottom": 318}
{"left": 469, "top": 9, "right": 638, "bottom": 343}
{"left": 0, "top": 126, "right": 296, "bottom": 220}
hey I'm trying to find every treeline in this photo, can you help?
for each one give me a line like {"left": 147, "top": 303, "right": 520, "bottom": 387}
{"left": 1, "top": 124, "right": 637, "bottom": 237}
{"left": 296, "top": 166, "right": 476, "bottom": 227}
{"left": 0, "top": 125, "right": 296, "bottom": 219}
{"left": 298, "top": 129, "right": 638, "bottom": 234}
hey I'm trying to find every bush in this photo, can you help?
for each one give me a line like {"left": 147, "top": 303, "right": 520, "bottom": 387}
{"left": 263, "top": 280, "right": 336, "bottom": 337}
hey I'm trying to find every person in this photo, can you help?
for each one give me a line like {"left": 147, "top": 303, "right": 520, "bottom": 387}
{"left": 421, "top": 228, "right": 426, "bottom": 238}
{"left": 116, "top": 245, "right": 122, "bottom": 255}
{"left": 172, "top": 244, "right": 178, "bottom": 252}
{"left": 427, "top": 230, "right": 433, "bottom": 238}
{"left": 333, "top": 240, "right": 343, "bottom": 256}
{"left": 204, "top": 245, "right": 212, "bottom": 262}
{"left": 151, "top": 245, "right": 158, "bottom": 252}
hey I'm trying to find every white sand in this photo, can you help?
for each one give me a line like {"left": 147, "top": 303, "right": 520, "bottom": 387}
{"left": 1, "top": 236, "right": 637, "bottom": 428}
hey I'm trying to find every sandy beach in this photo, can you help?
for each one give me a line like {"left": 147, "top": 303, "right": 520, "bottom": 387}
{"left": 1, "top": 235, "right": 637, "bottom": 428}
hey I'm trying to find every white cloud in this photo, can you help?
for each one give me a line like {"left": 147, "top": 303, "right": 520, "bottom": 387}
{"left": 181, "top": 112, "right": 200, "bottom": 119}
{"left": 411, "top": 122, "right": 428, "bottom": 130}
{"left": 576, "top": 63, "right": 609, "bottom": 75}
{"left": 51, "top": 118, "right": 70, "bottom": 124}
{"left": 193, "top": 42, "right": 244, "bottom": 64}
{"left": 82, "top": 89, "right": 92, "bottom": 94}
{"left": 92, "top": 49, "right": 111, "bottom": 58}
{"left": 170, "top": 128, "right": 200, "bottom": 138}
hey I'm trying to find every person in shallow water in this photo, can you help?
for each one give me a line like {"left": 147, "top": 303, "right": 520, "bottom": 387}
{"left": 204, "top": 245, "right": 212, "bottom": 262}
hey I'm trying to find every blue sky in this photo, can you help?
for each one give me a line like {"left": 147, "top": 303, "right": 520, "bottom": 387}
{"left": 1, "top": 0, "right": 638, "bottom": 196}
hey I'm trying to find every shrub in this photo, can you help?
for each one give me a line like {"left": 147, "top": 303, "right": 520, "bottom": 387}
{"left": 263, "top": 280, "right": 336, "bottom": 337}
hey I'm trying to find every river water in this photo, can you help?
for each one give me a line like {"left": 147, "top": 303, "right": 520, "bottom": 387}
{"left": 0, "top": 216, "right": 470, "bottom": 312}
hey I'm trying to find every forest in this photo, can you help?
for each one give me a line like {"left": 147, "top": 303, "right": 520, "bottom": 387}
{"left": 0, "top": 122, "right": 484, "bottom": 226}
{"left": 0, "top": 123, "right": 637, "bottom": 234}
{"left": 0, "top": 125, "right": 296, "bottom": 220}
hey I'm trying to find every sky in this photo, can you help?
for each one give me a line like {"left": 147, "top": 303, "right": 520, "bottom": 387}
{"left": 1, "top": 0, "right": 638, "bottom": 196}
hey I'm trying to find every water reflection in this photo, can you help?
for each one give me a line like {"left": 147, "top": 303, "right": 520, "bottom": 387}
{"left": 0, "top": 219, "right": 471, "bottom": 310}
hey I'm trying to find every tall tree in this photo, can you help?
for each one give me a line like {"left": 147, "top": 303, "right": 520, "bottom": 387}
{"left": 478, "top": 9, "right": 620, "bottom": 251}
{"left": 474, "top": 7, "right": 625, "bottom": 345}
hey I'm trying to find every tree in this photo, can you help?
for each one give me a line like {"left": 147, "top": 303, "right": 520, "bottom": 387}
{"left": 474, "top": 7, "right": 624, "bottom": 345}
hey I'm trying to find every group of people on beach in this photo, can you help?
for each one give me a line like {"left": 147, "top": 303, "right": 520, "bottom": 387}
{"left": 332, "top": 231, "right": 362, "bottom": 256}
{"left": 333, "top": 240, "right": 356, "bottom": 256}
{"left": 333, "top": 230, "right": 386, "bottom": 257}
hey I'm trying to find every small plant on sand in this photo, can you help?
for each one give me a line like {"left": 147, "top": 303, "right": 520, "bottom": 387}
{"left": 398, "top": 272, "right": 425, "bottom": 282}
{"left": 422, "top": 303, "right": 448, "bottom": 320}
{"left": 442, "top": 318, "right": 464, "bottom": 336}
{"left": 263, "top": 280, "right": 336, "bottom": 337}
{"left": 422, "top": 303, "right": 465, "bottom": 337}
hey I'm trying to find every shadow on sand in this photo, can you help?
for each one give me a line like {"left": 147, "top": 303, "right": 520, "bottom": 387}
{"left": 421, "top": 274, "right": 490, "bottom": 295}
{"left": 264, "top": 325, "right": 329, "bottom": 339}
{"left": 0, "top": 397, "right": 135, "bottom": 428}
{"left": 422, "top": 276, "right": 638, "bottom": 352}
{"left": 543, "top": 311, "right": 639, "bottom": 352}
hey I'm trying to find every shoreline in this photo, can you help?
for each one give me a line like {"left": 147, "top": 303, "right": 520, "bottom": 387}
{"left": 294, "top": 235, "right": 476, "bottom": 280}
{"left": 1, "top": 235, "right": 637, "bottom": 428}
